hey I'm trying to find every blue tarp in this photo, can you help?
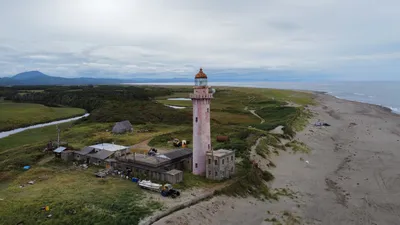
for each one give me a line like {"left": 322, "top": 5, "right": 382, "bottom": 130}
{"left": 23, "top": 166, "right": 30, "bottom": 170}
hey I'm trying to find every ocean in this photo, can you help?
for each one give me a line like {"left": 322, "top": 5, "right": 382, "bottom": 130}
{"left": 129, "top": 81, "right": 400, "bottom": 114}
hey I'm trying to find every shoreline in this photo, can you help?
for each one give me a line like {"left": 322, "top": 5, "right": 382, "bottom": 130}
{"left": 315, "top": 91, "right": 398, "bottom": 115}
{"left": 150, "top": 92, "right": 400, "bottom": 225}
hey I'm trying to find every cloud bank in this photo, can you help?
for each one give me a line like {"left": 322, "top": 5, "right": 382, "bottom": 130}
{"left": 0, "top": 0, "right": 399, "bottom": 80}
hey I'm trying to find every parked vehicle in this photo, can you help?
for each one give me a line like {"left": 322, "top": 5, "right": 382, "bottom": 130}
{"left": 138, "top": 180, "right": 180, "bottom": 198}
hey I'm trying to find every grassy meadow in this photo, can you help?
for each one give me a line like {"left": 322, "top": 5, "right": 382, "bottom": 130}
{"left": 0, "top": 85, "right": 315, "bottom": 223}
{"left": 0, "top": 101, "right": 86, "bottom": 131}
{"left": 0, "top": 166, "right": 161, "bottom": 225}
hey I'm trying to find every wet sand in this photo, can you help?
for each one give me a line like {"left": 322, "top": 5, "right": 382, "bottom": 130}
{"left": 151, "top": 93, "right": 400, "bottom": 225}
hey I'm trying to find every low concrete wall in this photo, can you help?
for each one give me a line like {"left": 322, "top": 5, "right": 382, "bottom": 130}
{"left": 139, "top": 191, "right": 215, "bottom": 225}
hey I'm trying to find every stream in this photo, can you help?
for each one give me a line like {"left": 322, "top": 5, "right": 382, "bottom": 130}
{"left": 0, "top": 113, "right": 90, "bottom": 139}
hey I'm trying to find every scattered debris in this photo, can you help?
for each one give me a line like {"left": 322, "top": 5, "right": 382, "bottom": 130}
{"left": 41, "top": 206, "right": 50, "bottom": 211}
{"left": 216, "top": 136, "right": 230, "bottom": 142}
{"left": 315, "top": 122, "right": 331, "bottom": 127}
{"left": 172, "top": 138, "right": 189, "bottom": 147}
{"left": 28, "top": 180, "right": 35, "bottom": 185}
{"left": 349, "top": 122, "right": 357, "bottom": 128}
{"left": 23, "top": 166, "right": 30, "bottom": 170}
{"left": 148, "top": 148, "right": 158, "bottom": 156}
{"left": 47, "top": 214, "right": 52, "bottom": 218}
{"left": 81, "top": 164, "right": 88, "bottom": 170}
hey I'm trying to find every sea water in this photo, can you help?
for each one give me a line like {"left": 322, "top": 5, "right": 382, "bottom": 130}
{"left": 130, "top": 81, "right": 400, "bottom": 114}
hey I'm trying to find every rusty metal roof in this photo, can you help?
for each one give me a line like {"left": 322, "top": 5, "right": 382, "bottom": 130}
{"left": 195, "top": 68, "right": 207, "bottom": 79}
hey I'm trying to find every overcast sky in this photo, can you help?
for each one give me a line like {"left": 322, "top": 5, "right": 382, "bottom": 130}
{"left": 0, "top": 0, "right": 399, "bottom": 80}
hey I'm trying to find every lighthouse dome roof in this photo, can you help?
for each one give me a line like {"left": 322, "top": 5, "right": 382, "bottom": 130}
{"left": 195, "top": 68, "right": 207, "bottom": 79}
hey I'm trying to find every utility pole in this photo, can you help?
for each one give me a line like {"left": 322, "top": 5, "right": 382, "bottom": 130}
{"left": 56, "top": 125, "right": 60, "bottom": 147}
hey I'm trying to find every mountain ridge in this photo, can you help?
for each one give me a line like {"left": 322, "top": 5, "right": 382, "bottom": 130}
{"left": 0, "top": 71, "right": 192, "bottom": 86}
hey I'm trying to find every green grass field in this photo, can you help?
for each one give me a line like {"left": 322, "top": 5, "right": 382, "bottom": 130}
{"left": 0, "top": 122, "right": 185, "bottom": 171}
{"left": 0, "top": 101, "right": 86, "bottom": 132}
{"left": 0, "top": 166, "right": 161, "bottom": 225}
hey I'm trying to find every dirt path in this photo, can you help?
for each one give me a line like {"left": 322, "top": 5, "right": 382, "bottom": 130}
{"left": 131, "top": 139, "right": 151, "bottom": 149}
{"left": 37, "top": 155, "right": 54, "bottom": 165}
{"left": 245, "top": 107, "right": 265, "bottom": 124}
{"left": 130, "top": 139, "right": 168, "bottom": 154}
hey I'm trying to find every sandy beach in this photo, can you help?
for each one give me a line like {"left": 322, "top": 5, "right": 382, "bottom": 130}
{"left": 150, "top": 93, "right": 400, "bottom": 225}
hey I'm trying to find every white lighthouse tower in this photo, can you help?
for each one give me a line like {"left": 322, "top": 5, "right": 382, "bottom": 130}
{"left": 191, "top": 68, "right": 213, "bottom": 175}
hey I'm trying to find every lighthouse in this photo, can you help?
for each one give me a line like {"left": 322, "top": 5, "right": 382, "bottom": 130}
{"left": 190, "top": 68, "right": 213, "bottom": 175}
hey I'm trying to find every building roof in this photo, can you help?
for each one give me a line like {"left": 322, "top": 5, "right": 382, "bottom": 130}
{"left": 195, "top": 68, "right": 207, "bottom": 79}
{"left": 166, "top": 169, "right": 182, "bottom": 176}
{"left": 207, "top": 149, "right": 234, "bottom": 157}
{"left": 89, "top": 143, "right": 128, "bottom": 152}
{"left": 105, "top": 158, "right": 117, "bottom": 162}
{"left": 90, "top": 150, "right": 115, "bottom": 160}
{"left": 53, "top": 146, "right": 67, "bottom": 153}
{"left": 75, "top": 146, "right": 95, "bottom": 155}
{"left": 131, "top": 153, "right": 170, "bottom": 166}
{"left": 112, "top": 120, "right": 133, "bottom": 134}
{"left": 163, "top": 148, "right": 192, "bottom": 160}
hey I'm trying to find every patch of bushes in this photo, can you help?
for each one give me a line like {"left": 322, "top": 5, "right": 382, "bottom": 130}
{"left": 285, "top": 140, "right": 310, "bottom": 153}
{"left": 89, "top": 101, "right": 191, "bottom": 125}
{"left": 255, "top": 138, "right": 270, "bottom": 158}
{"left": 215, "top": 157, "right": 276, "bottom": 199}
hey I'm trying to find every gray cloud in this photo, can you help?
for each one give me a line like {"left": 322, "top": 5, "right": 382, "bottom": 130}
{"left": 0, "top": 0, "right": 399, "bottom": 80}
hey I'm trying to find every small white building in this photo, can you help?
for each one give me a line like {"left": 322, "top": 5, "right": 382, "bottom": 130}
{"left": 89, "top": 143, "right": 129, "bottom": 158}
{"left": 205, "top": 149, "right": 235, "bottom": 180}
{"left": 73, "top": 143, "right": 130, "bottom": 164}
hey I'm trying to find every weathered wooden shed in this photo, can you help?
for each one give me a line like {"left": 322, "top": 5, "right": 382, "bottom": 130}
{"left": 61, "top": 150, "right": 74, "bottom": 161}
{"left": 165, "top": 169, "right": 183, "bottom": 184}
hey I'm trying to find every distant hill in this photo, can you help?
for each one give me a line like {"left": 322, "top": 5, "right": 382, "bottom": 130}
{"left": 0, "top": 71, "right": 192, "bottom": 86}
{"left": 0, "top": 70, "right": 331, "bottom": 86}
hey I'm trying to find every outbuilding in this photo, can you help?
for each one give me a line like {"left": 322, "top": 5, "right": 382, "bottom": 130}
{"left": 112, "top": 120, "right": 133, "bottom": 134}
{"left": 53, "top": 146, "right": 67, "bottom": 158}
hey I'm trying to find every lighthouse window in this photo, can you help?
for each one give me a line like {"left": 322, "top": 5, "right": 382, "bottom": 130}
{"left": 195, "top": 117, "right": 198, "bottom": 122}
{"left": 208, "top": 159, "right": 211, "bottom": 164}
{"left": 208, "top": 144, "right": 210, "bottom": 149}
{"left": 207, "top": 108, "right": 209, "bottom": 112}
{"left": 195, "top": 163, "right": 198, "bottom": 168}
{"left": 215, "top": 160, "right": 217, "bottom": 165}
{"left": 222, "top": 159, "right": 225, "bottom": 165}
